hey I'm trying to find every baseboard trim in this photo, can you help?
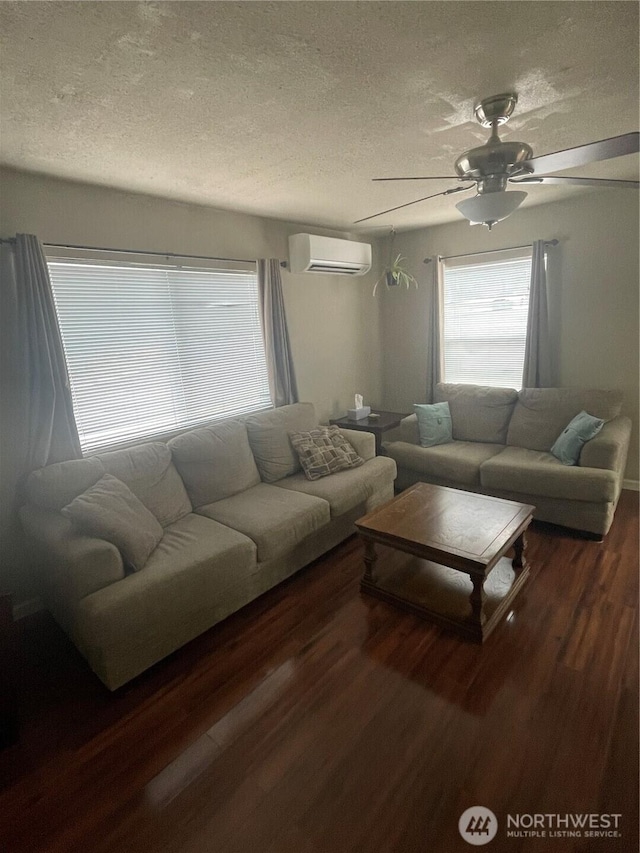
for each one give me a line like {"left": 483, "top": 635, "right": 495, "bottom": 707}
{"left": 12, "top": 597, "right": 44, "bottom": 621}
{"left": 623, "top": 479, "right": 639, "bottom": 492}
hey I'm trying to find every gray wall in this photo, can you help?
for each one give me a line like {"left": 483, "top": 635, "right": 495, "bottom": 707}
{"left": 377, "top": 190, "right": 639, "bottom": 481}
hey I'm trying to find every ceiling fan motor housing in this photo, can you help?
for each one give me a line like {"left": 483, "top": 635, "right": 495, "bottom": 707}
{"left": 455, "top": 139, "right": 534, "bottom": 191}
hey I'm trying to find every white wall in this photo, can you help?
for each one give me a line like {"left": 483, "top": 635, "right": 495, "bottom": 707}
{"left": 378, "top": 190, "right": 639, "bottom": 480}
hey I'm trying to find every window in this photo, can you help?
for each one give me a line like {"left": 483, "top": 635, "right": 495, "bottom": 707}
{"left": 441, "top": 247, "right": 534, "bottom": 388}
{"left": 47, "top": 254, "right": 272, "bottom": 453}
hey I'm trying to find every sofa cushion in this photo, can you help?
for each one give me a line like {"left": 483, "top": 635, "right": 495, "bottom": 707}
{"left": 245, "top": 403, "right": 318, "bottom": 483}
{"left": 61, "top": 474, "right": 163, "bottom": 571}
{"left": 414, "top": 402, "right": 453, "bottom": 447}
{"left": 168, "top": 420, "right": 261, "bottom": 507}
{"left": 507, "top": 387, "right": 623, "bottom": 452}
{"left": 550, "top": 411, "right": 605, "bottom": 465}
{"left": 384, "top": 440, "right": 504, "bottom": 487}
{"left": 275, "top": 456, "right": 396, "bottom": 517}
{"left": 289, "top": 426, "right": 364, "bottom": 480}
{"left": 25, "top": 456, "right": 105, "bottom": 510}
{"left": 143, "top": 513, "right": 256, "bottom": 578}
{"left": 196, "top": 482, "right": 330, "bottom": 561}
{"left": 480, "top": 446, "right": 619, "bottom": 503}
{"left": 97, "top": 443, "right": 192, "bottom": 527}
{"left": 434, "top": 383, "right": 518, "bottom": 444}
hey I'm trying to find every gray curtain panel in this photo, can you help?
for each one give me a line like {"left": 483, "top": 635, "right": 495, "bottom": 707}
{"left": 425, "top": 257, "right": 444, "bottom": 403}
{"left": 257, "top": 258, "right": 298, "bottom": 407}
{"left": 522, "top": 240, "right": 552, "bottom": 388}
{"left": 0, "top": 234, "right": 81, "bottom": 599}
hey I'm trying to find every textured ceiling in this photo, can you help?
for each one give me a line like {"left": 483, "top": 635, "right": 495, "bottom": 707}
{"left": 1, "top": 1, "right": 638, "bottom": 231}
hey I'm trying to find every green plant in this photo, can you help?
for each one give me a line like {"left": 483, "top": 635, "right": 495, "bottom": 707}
{"left": 374, "top": 253, "right": 418, "bottom": 297}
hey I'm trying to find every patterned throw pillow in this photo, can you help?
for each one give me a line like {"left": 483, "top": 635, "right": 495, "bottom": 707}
{"left": 289, "top": 426, "right": 364, "bottom": 481}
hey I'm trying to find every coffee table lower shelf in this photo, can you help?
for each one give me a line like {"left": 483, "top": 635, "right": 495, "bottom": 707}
{"left": 360, "top": 549, "right": 530, "bottom": 642}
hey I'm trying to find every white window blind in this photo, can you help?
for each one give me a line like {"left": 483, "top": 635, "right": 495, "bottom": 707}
{"left": 442, "top": 248, "right": 534, "bottom": 388}
{"left": 47, "top": 256, "right": 272, "bottom": 453}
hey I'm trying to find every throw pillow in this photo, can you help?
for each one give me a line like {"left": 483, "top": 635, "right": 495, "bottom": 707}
{"left": 550, "top": 410, "right": 605, "bottom": 466}
{"left": 414, "top": 402, "right": 453, "bottom": 447}
{"left": 289, "top": 426, "right": 364, "bottom": 481}
{"left": 61, "top": 473, "right": 163, "bottom": 571}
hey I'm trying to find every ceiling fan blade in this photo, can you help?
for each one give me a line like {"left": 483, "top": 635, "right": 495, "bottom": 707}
{"left": 354, "top": 185, "right": 474, "bottom": 224}
{"left": 372, "top": 176, "right": 460, "bottom": 182}
{"left": 520, "top": 132, "right": 639, "bottom": 176}
{"left": 510, "top": 175, "right": 639, "bottom": 189}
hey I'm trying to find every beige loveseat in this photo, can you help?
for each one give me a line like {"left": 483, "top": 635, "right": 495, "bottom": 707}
{"left": 21, "top": 403, "right": 396, "bottom": 690}
{"left": 384, "top": 384, "right": 631, "bottom": 538}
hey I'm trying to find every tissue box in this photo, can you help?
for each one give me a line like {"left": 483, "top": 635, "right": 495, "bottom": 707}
{"left": 347, "top": 406, "right": 371, "bottom": 421}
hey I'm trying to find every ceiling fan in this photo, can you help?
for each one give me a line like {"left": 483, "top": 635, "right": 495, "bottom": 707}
{"left": 356, "top": 93, "right": 639, "bottom": 228}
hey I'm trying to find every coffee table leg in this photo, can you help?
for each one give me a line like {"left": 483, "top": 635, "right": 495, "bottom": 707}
{"left": 469, "top": 574, "right": 485, "bottom": 635}
{"left": 363, "top": 539, "right": 378, "bottom": 584}
{"left": 512, "top": 533, "right": 527, "bottom": 573}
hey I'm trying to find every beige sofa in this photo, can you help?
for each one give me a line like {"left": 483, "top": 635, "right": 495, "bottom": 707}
{"left": 384, "top": 384, "right": 631, "bottom": 539}
{"left": 21, "top": 403, "right": 396, "bottom": 690}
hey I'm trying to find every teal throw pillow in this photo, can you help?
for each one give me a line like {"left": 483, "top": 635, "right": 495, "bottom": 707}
{"left": 550, "top": 410, "right": 605, "bottom": 465}
{"left": 414, "top": 402, "right": 453, "bottom": 448}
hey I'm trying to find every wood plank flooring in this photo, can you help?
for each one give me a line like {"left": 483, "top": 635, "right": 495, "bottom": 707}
{"left": 0, "top": 491, "right": 638, "bottom": 853}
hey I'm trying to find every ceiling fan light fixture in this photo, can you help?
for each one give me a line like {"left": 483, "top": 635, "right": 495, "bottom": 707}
{"left": 455, "top": 190, "right": 528, "bottom": 229}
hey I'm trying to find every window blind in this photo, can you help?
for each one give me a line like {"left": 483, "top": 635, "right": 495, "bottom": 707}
{"left": 442, "top": 248, "right": 533, "bottom": 388}
{"left": 47, "top": 258, "right": 272, "bottom": 453}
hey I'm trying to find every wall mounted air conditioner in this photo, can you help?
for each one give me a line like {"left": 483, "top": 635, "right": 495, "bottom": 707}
{"left": 288, "top": 233, "right": 372, "bottom": 276}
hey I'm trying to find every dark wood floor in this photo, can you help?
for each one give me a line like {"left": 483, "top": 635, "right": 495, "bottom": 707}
{"left": 1, "top": 491, "right": 638, "bottom": 853}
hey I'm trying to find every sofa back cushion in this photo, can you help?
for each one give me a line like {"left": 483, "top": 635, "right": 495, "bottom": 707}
{"left": 434, "top": 383, "right": 518, "bottom": 444}
{"left": 25, "top": 443, "right": 192, "bottom": 528}
{"left": 245, "top": 403, "right": 318, "bottom": 483}
{"left": 169, "top": 419, "right": 261, "bottom": 507}
{"left": 507, "top": 387, "right": 623, "bottom": 451}
{"left": 26, "top": 456, "right": 105, "bottom": 511}
{"left": 97, "top": 443, "right": 191, "bottom": 527}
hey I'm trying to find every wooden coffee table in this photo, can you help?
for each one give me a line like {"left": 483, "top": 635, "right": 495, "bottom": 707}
{"left": 355, "top": 483, "right": 535, "bottom": 642}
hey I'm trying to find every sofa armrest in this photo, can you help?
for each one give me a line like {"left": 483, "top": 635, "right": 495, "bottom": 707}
{"left": 579, "top": 415, "right": 632, "bottom": 474}
{"left": 20, "top": 504, "right": 125, "bottom": 602}
{"left": 338, "top": 428, "right": 375, "bottom": 461}
{"left": 398, "top": 413, "right": 420, "bottom": 445}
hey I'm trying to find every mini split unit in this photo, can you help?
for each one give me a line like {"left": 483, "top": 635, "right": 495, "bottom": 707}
{"left": 288, "top": 233, "right": 372, "bottom": 276}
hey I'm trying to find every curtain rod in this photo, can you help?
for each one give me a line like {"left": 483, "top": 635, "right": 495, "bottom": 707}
{"left": 32, "top": 241, "right": 287, "bottom": 267}
{"left": 423, "top": 239, "right": 558, "bottom": 264}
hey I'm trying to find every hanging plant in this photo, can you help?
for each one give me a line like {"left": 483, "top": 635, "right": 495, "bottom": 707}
{"left": 373, "top": 229, "right": 418, "bottom": 296}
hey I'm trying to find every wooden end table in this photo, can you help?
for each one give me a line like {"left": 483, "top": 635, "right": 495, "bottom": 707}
{"left": 355, "top": 483, "right": 535, "bottom": 642}
{"left": 329, "top": 410, "right": 407, "bottom": 455}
